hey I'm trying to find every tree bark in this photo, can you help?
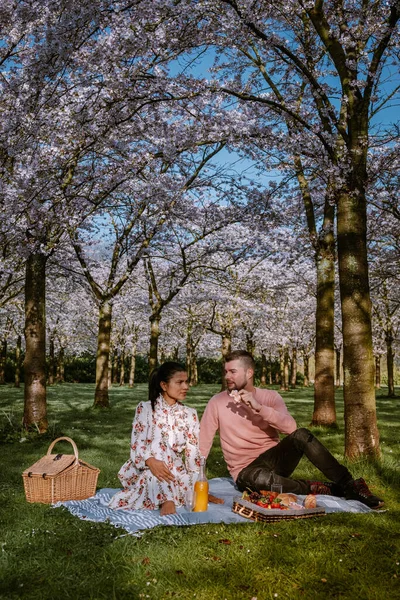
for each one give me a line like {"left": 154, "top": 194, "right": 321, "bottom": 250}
{"left": 15, "top": 335, "right": 22, "bottom": 388}
{"left": 186, "top": 323, "right": 193, "bottom": 384}
{"left": 295, "top": 155, "right": 336, "bottom": 422}
{"left": 268, "top": 355, "right": 273, "bottom": 385}
{"left": 191, "top": 354, "right": 198, "bottom": 386}
{"left": 260, "top": 352, "right": 267, "bottom": 386}
{"left": 56, "top": 347, "right": 65, "bottom": 383}
{"left": 335, "top": 348, "right": 342, "bottom": 387}
{"left": 302, "top": 350, "right": 309, "bottom": 387}
{"left": 94, "top": 300, "right": 112, "bottom": 408}
{"left": 311, "top": 204, "right": 336, "bottom": 425}
{"left": 283, "top": 347, "right": 289, "bottom": 391}
{"left": 290, "top": 346, "right": 297, "bottom": 388}
{"left": 112, "top": 350, "right": 119, "bottom": 384}
{"left": 386, "top": 332, "right": 395, "bottom": 397}
{"left": 279, "top": 348, "right": 285, "bottom": 390}
{"left": 119, "top": 349, "right": 125, "bottom": 386}
{"left": 108, "top": 353, "right": 112, "bottom": 389}
{"left": 337, "top": 188, "right": 380, "bottom": 458}
{"left": 246, "top": 331, "right": 255, "bottom": 355}
{"left": 23, "top": 252, "right": 48, "bottom": 432}
{"left": 0, "top": 338, "right": 6, "bottom": 384}
{"left": 128, "top": 343, "right": 136, "bottom": 388}
{"left": 375, "top": 355, "right": 381, "bottom": 390}
{"left": 148, "top": 314, "right": 160, "bottom": 375}
{"left": 220, "top": 333, "right": 231, "bottom": 390}
{"left": 48, "top": 337, "right": 55, "bottom": 385}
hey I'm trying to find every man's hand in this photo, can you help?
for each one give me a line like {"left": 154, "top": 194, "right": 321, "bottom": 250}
{"left": 145, "top": 457, "right": 175, "bottom": 482}
{"left": 238, "top": 390, "right": 261, "bottom": 412}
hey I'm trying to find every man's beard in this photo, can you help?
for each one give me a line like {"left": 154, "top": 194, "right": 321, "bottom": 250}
{"left": 229, "top": 377, "right": 248, "bottom": 391}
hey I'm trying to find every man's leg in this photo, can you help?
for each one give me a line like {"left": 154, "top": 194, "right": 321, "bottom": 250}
{"left": 236, "top": 427, "right": 353, "bottom": 494}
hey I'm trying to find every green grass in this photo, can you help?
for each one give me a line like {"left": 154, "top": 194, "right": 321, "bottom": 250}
{"left": 1, "top": 383, "right": 400, "bottom": 600}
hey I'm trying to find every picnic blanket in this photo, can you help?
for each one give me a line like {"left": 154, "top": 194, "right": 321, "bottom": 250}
{"left": 53, "top": 477, "right": 374, "bottom": 536}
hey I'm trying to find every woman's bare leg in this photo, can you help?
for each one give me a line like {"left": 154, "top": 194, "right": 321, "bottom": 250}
{"left": 160, "top": 500, "right": 176, "bottom": 516}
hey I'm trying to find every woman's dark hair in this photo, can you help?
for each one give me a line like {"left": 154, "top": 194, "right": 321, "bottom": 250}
{"left": 149, "top": 361, "right": 186, "bottom": 410}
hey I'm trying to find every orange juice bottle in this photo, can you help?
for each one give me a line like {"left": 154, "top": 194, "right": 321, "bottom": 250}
{"left": 193, "top": 456, "right": 209, "bottom": 512}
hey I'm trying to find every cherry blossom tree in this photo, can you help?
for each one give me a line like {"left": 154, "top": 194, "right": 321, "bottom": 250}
{"left": 195, "top": 0, "right": 400, "bottom": 457}
{"left": 0, "top": 0, "right": 229, "bottom": 421}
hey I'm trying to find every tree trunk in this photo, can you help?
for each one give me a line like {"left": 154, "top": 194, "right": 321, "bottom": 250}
{"left": 386, "top": 332, "right": 395, "bottom": 397}
{"left": 268, "top": 355, "right": 273, "bottom": 385}
{"left": 220, "top": 333, "right": 231, "bottom": 390}
{"left": 337, "top": 188, "right": 380, "bottom": 458}
{"left": 48, "top": 337, "right": 55, "bottom": 385}
{"left": 15, "top": 335, "right": 22, "bottom": 388}
{"left": 94, "top": 300, "right": 112, "bottom": 408}
{"left": 191, "top": 354, "right": 198, "bottom": 386}
{"left": 375, "top": 355, "right": 381, "bottom": 390}
{"left": 148, "top": 314, "right": 160, "bottom": 375}
{"left": 279, "top": 348, "right": 285, "bottom": 390}
{"left": 260, "top": 352, "right": 267, "bottom": 386}
{"left": 246, "top": 331, "right": 255, "bottom": 355}
{"left": 119, "top": 349, "right": 125, "bottom": 386}
{"left": 0, "top": 338, "right": 6, "bottom": 384}
{"left": 290, "top": 346, "right": 297, "bottom": 388}
{"left": 108, "top": 353, "right": 112, "bottom": 389}
{"left": 295, "top": 155, "right": 336, "bottom": 422}
{"left": 112, "top": 350, "right": 119, "bottom": 384}
{"left": 312, "top": 219, "right": 336, "bottom": 425}
{"left": 303, "top": 350, "right": 309, "bottom": 387}
{"left": 283, "top": 347, "right": 289, "bottom": 391}
{"left": 335, "top": 348, "right": 342, "bottom": 387}
{"left": 128, "top": 343, "right": 136, "bottom": 388}
{"left": 186, "top": 324, "right": 193, "bottom": 384}
{"left": 56, "top": 346, "right": 65, "bottom": 383}
{"left": 23, "top": 252, "right": 48, "bottom": 432}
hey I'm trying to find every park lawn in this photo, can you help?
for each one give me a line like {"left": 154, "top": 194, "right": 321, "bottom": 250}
{"left": 0, "top": 383, "right": 399, "bottom": 600}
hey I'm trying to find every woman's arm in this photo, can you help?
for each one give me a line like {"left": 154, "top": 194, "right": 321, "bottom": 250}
{"left": 184, "top": 408, "right": 201, "bottom": 473}
{"left": 129, "top": 401, "right": 153, "bottom": 469}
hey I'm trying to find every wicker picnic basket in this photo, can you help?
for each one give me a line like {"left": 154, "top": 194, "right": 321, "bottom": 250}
{"left": 232, "top": 496, "right": 325, "bottom": 523}
{"left": 22, "top": 436, "right": 100, "bottom": 504}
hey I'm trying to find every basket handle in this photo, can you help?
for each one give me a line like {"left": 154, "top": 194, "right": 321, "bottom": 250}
{"left": 46, "top": 437, "right": 79, "bottom": 463}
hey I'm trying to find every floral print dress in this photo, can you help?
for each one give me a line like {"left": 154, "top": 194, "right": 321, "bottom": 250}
{"left": 109, "top": 395, "right": 201, "bottom": 510}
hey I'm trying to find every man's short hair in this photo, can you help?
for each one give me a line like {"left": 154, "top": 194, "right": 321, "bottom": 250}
{"left": 225, "top": 350, "right": 255, "bottom": 372}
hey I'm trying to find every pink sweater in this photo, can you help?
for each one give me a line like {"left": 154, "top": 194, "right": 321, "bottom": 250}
{"left": 199, "top": 388, "right": 297, "bottom": 481}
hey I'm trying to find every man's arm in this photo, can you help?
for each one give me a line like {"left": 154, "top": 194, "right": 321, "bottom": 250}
{"left": 199, "top": 397, "right": 219, "bottom": 458}
{"left": 238, "top": 389, "right": 297, "bottom": 434}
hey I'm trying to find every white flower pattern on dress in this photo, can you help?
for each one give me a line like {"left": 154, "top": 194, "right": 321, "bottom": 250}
{"left": 109, "top": 395, "right": 200, "bottom": 510}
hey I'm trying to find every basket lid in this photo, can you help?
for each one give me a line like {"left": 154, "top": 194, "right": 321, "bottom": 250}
{"left": 23, "top": 453, "right": 77, "bottom": 477}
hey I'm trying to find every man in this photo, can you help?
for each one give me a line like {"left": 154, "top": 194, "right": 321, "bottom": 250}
{"left": 199, "top": 350, "right": 384, "bottom": 509}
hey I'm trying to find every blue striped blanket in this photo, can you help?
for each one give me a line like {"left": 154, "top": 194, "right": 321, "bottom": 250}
{"left": 53, "top": 477, "right": 374, "bottom": 536}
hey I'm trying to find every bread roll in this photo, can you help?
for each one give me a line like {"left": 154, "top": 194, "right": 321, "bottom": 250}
{"left": 277, "top": 493, "right": 297, "bottom": 506}
{"left": 304, "top": 494, "right": 317, "bottom": 509}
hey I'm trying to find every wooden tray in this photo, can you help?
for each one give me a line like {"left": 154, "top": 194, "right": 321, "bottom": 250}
{"left": 232, "top": 496, "right": 325, "bottom": 522}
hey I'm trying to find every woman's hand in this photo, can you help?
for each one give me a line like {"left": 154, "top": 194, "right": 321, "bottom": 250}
{"left": 145, "top": 457, "right": 175, "bottom": 482}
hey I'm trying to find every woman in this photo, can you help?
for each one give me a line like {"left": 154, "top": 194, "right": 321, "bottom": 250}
{"left": 109, "top": 362, "right": 200, "bottom": 516}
